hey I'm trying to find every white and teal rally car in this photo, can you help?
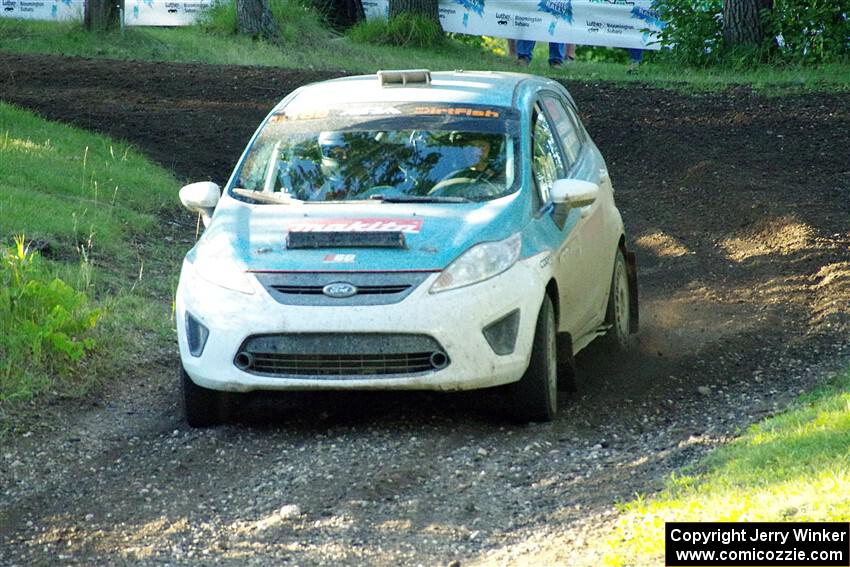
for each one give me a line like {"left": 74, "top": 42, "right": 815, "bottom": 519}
{"left": 176, "top": 69, "right": 638, "bottom": 426}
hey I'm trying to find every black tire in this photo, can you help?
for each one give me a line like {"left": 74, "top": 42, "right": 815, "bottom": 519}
{"left": 180, "top": 364, "right": 229, "bottom": 428}
{"left": 601, "top": 248, "right": 632, "bottom": 351}
{"left": 508, "top": 295, "right": 558, "bottom": 422}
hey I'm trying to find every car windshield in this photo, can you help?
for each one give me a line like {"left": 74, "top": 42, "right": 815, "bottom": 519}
{"left": 233, "top": 103, "right": 520, "bottom": 203}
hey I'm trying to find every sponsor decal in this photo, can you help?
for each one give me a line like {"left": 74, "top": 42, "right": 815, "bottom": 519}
{"left": 452, "top": 0, "right": 484, "bottom": 16}
{"left": 413, "top": 106, "right": 500, "bottom": 118}
{"left": 494, "top": 11, "right": 510, "bottom": 25}
{"left": 290, "top": 218, "right": 423, "bottom": 234}
{"left": 323, "top": 254, "right": 357, "bottom": 264}
{"left": 538, "top": 0, "right": 573, "bottom": 24}
{"left": 631, "top": 5, "right": 665, "bottom": 28}
{"left": 270, "top": 109, "right": 330, "bottom": 123}
{"left": 339, "top": 106, "right": 402, "bottom": 117}
{"left": 269, "top": 105, "right": 503, "bottom": 122}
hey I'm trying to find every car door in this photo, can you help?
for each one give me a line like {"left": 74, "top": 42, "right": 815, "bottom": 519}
{"left": 538, "top": 93, "right": 613, "bottom": 336}
{"left": 528, "top": 102, "right": 594, "bottom": 337}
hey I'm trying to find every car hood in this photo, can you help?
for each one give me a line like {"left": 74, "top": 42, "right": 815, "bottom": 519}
{"left": 191, "top": 193, "right": 527, "bottom": 272}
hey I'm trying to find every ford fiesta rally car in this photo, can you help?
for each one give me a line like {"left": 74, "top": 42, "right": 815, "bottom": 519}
{"left": 176, "top": 69, "right": 638, "bottom": 426}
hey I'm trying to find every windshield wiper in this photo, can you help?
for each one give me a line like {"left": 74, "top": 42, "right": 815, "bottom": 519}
{"left": 233, "top": 188, "right": 301, "bottom": 205}
{"left": 370, "top": 194, "right": 470, "bottom": 204}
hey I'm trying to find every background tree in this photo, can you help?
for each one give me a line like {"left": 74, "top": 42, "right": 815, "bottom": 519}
{"left": 389, "top": 0, "right": 438, "bottom": 22}
{"left": 314, "top": 0, "right": 365, "bottom": 29}
{"left": 722, "top": 0, "right": 773, "bottom": 48}
{"left": 654, "top": 0, "right": 850, "bottom": 64}
{"left": 237, "top": 0, "right": 281, "bottom": 42}
{"left": 84, "top": 0, "right": 119, "bottom": 30}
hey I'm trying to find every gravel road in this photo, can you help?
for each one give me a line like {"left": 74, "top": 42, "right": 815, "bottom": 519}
{"left": 1, "top": 53, "right": 849, "bottom": 566}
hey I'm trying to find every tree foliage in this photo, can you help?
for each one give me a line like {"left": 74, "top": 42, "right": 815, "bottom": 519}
{"left": 653, "top": 0, "right": 850, "bottom": 65}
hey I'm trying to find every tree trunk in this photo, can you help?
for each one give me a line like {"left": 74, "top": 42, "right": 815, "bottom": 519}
{"left": 237, "top": 0, "right": 281, "bottom": 42}
{"left": 315, "top": 0, "right": 365, "bottom": 30}
{"left": 723, "top": 0, "right": 773, "bottom": 47}
{"left": 84, "top": 0, "right": 120, "bottom": 30}
{"left": 389, "top": 0, "right": 438, "bottom": 22}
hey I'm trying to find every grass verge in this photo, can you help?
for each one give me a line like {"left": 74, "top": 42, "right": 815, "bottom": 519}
{"left": 604, "top": 367, "right": 850, "bottom": 566}
{"left": 1, "top": 15, "right": 848, "bottom": 93}
{"left": 0, "top": 102, "right": 182, "bottom": 425}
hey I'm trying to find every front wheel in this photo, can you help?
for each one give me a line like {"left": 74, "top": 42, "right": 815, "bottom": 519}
{"left": 601, "top": 248, "right": 632, "bottom": 351}
{"left": 507, "top": 295, "right": 558, "bottom": 423}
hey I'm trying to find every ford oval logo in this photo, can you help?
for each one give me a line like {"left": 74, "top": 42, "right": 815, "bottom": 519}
{"left": 323, "top": 282, "right": 357, "bottom": 298}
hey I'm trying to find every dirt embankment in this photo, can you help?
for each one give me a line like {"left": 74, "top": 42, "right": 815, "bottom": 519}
{"left": 1, "top": 53, "right": 849, "bottom": 566}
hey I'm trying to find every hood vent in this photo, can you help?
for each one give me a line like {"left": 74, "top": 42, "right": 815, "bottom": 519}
{"left": 286, "top": 231, "right": 407, "bottom": 249}
{"left": 377, "top": 69, "right": 431, "bottom": 87}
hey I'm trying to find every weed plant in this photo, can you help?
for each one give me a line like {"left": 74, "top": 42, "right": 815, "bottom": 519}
{"left": 0, "top": 236, "right": 100, "bottom": 401}
{"left": 349, "top": 12, "right": 444, "bottom": 48}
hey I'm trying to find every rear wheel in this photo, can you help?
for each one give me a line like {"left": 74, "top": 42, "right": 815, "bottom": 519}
{"left": 601, "top": 248, "right": 631, "bottom": 351}
{"left": 180, "top": 364, "right": 230, "bottom": 427}
{"left": 508, "top": 295, "right": 558, "bottom": 422}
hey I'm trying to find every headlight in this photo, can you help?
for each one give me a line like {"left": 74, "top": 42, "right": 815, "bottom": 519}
{"left": 430, "top": 233, "right": 522, "bottom": 294}
{"left": 190, "top": 255, "right": 255, "bottom": 295}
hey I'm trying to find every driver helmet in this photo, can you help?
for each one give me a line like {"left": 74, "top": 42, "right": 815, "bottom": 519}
{"left": 318, "top": 131, "right": 348, "bottom": 177}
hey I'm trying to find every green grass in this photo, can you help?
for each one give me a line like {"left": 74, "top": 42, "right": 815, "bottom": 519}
{"left": 0, "top": 104, "right": 178, "bottom": 272}
{"left": 1, "top": 17, "right": 848, "bottom": 93}
{"left": 0, "top": 102, "right": 182, "bottom": 410}
{"left": 604, "top": 368, "right": 850, "bottom": 566}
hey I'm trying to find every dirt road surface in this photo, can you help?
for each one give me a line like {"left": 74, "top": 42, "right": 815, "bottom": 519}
{"left": 1, "top": 53, "right": 849, "bottom": 566}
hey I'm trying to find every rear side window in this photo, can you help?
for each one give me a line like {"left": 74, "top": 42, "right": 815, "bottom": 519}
{"left": 541, "top": 95, "right": 583, "bottom": 170}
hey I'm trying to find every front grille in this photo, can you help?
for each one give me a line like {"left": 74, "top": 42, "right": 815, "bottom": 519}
{"left": 235, "top": 333, "right": 449, "bottom": 379}
{"left": 250, "top": 353, "right": 437, "bottom": 375}
{"left": 254, "top": 272, "right": 432, "bottom": 306}
{"left": 272, "top": 284, "right": 411, "bottom": 296}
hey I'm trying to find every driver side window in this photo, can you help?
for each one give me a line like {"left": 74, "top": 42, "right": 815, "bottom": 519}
{"left": 532, "top": 105, "right": 566, "bottom": 204}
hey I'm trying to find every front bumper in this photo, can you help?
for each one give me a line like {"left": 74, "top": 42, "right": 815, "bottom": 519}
{"left": 176, "top": 257, "right": 547, "bottom": 392}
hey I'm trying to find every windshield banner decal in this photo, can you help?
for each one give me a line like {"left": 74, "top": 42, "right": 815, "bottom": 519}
{"left": 288, "top": 219, "right": 423, "bottom": 234}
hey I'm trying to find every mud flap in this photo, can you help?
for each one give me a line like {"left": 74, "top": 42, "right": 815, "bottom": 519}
{"left": 556, "top": 332, "right": 577, "bottom": 391}
{"left": 625, "top": 249, "right": 639, "bottom": 333}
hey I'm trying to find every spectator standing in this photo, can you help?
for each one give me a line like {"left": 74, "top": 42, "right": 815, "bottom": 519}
{"left": 516, "top": 41, "right": 576, "bottom": 68}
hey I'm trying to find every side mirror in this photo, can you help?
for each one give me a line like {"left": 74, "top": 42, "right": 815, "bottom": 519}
{"left": 551, "top": 179, "right": 599, "bottom": 209}
{"left": 179, "top": 181, "right": 220, "bottom": 227}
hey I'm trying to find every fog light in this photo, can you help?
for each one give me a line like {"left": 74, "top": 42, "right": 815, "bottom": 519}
{"left": 186, "top": 312, "right": 209, "bottom": 357}
{"left": 482, "top": 309, "right": 520, "bottom": 355}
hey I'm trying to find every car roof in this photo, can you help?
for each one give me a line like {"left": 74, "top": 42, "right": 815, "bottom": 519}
{"left": 281, "top": 71, "right": 549, "bottom": 111}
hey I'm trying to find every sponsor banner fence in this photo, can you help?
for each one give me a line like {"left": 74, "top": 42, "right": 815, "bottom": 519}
{"left": 123, "top": 0, "right": 213, "bottom": 26}
{"left": 2, "top": 0, "right": 663, "bottom": 49}
{"left": 0, "top": 0, "right": 213, "bottom": 24}
{"left": 363, "top": 0, "right": 663, "bottom": 51}
{"left": 1, "top": 0, "right": 83, "bottom": 21}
